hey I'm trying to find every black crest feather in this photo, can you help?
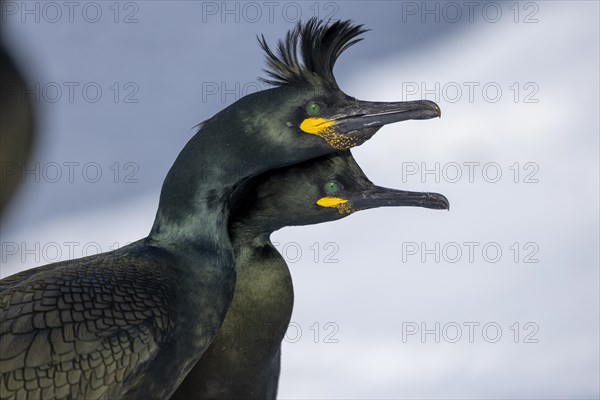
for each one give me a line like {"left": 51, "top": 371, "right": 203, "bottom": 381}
{"left": 258, "top": 18, "right": 368, "bottom": 88}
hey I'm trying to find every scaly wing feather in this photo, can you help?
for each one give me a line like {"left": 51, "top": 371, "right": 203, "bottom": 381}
{"left": 0, "top": 251, "right": 175, "bottom": 400}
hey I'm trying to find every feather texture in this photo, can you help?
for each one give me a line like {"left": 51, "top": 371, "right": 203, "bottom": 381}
{"left": 258, "top": 18, "right": 368, "bottom": 87}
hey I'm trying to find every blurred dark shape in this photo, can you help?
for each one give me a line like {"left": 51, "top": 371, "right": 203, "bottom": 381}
{"left": 0, "top": 38, "right": 36, "bottom": 214}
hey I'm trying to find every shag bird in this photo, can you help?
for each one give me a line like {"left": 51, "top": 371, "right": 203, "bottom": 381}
{"left": 0, "top": 19, "right": 440, "bottom": 399}
{"left": 170, "top": 151, "right": 448, "bottom": 399}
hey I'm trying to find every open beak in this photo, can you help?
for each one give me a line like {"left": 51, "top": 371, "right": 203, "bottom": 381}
{"left": 333, "top": 99, "right": 441, "bottom": 132}
{"left": 350, "top": 186, "right": 449, "bottom": 211}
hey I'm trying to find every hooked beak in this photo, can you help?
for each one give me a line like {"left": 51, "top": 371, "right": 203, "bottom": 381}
{"left": 299, "top": 99, "right": 441, "bottom": 150}
{"left": 349, "top": 186, "right": 449, "bottom": 211}
{"left": 333, "top": 99, "right": 441, "bottom": 132}
{"left": 317, "top": 186, "right": 449, "bottom": 215}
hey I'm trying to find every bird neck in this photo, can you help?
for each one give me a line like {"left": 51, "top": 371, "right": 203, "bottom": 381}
{"left": 229, "top": 218, "right": 273, "bottom": 248}
{"left": 148, "top": 125, "right": 267, "bottom": 250}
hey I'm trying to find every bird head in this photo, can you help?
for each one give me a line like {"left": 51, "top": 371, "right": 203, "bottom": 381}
{"left": 199, "top": 18, "right": 440, "bottom": 169}
{"left": 253, "top": 18, "right": 440, "bottom": 152}
{"left": 229, "top": 151, "right": 449, "bottom": 235}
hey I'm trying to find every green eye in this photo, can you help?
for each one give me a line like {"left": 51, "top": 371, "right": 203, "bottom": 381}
{"left": 306, "top": 102, "right": 321, "bottom": 116}
{"left": 323, "top": 181, "right": 340, "bottom": 195}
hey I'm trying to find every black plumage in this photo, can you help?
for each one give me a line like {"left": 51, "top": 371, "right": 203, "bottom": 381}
{"left": 0, "top": 18, "right": 441, "bottom": 399}
{"left": 170, "top": 151, "right": 448, "bottom": 399}
{"left": 258, "top": 19, "right": 368, "bottom": 88}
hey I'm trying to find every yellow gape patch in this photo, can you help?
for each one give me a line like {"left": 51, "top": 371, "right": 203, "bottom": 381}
{"left": 316, "top": 197, "right": 353, "bottom": 214}
{"left": 300, "top": 117, "right": 334, "bottom": 134}
{"left": 300, "top": 118, "right": 359, "bottom": 150}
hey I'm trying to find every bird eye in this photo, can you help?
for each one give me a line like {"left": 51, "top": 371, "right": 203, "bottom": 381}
{"left": 306, "top": 102, "right": 321, "bottom": 116}
{"left": 323, "top": 181, "right": 340, "bottom": 195}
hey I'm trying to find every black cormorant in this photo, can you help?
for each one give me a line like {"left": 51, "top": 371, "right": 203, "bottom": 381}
{"left": 0, "top": 19, "right": 440, "bottom": 399}
{"left": 170, "top": 151, "right": 448, "bottom": 399}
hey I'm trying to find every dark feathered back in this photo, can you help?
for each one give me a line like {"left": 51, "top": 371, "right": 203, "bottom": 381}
{"left": 258, "top": 18, "right": 368, "bottom": 88}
